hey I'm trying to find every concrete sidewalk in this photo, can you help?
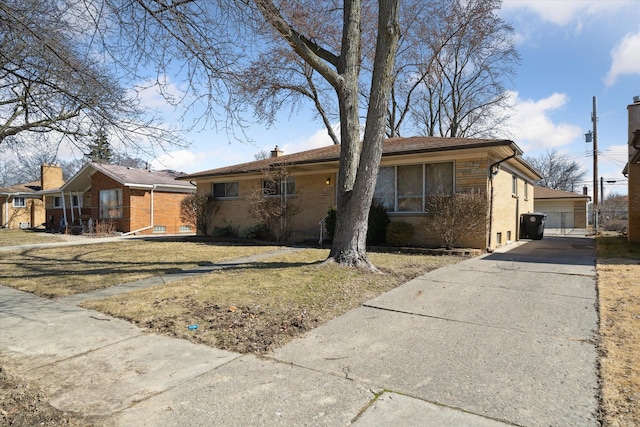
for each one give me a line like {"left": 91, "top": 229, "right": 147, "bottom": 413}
{"left": 0, "top": 236, "right": 599, "bottom": 426}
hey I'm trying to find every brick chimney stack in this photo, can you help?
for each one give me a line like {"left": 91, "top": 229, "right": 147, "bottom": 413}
{"left": 41, "top": 164, "right": 63, "bottom": 190}
{"left": 271, "top": 145, "right": 283, "bottom": 158}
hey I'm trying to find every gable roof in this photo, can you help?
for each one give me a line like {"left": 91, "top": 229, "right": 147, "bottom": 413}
{"left": 180, "top": 136, "right": 539, "bottom": 180}
{"left": 0, "top": 180, "right": 42, "bottom": 196}
{"left": 59, "top": 162, "right": 195, "bottom": 193}
{"left": 534, "top": 185, "right": 590, "bottom": 200}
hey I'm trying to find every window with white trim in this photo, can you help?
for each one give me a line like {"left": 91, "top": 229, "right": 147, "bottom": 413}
{"left": 179, "top": 225, "right": 192, "bottom": 232}
{"left": 262, "top": 177, "right": 295, "bottom": 196}
{"left": 153, "top": 225, "right": 166, "bottom": 233}
{"left": 212, "top": 182, "right": 239, "bottom": 198}
{"left": 99, "top": 189, "right": 123, "bottom": 218}
{"left": 53, "top": 196, "right": 62, "bottom": 208}
{"left": 71, "top": 194, "right": 83, "bottom": 207}
{"left": 13, "top": 197, "right": 26, "bottom": 208}
{"left": 512, "top": 175, "right": 518, "bottom": 195}
{"left": 524, "top": 182, "right": 529, "bottom": 200}
{"left": 373, "top": 162, "right": 454, "bottom": 213}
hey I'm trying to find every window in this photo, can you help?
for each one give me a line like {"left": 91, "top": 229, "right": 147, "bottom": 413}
{"left": 212, "top": 182, "right": 239, "bottom": 198}
{"left": 53, "top": 196, "right": 62, "bottom": 208}
{"left": 507, "top": 230, "right": 512, "bottom": 241}
{"left": 496, "top": 232, "right": 502, "bottom": 244}
{"left": 524, "top": 182, "right": 529, "bottom": 200}
{"left": 99, "top": 189, "right": 123, "bottom": 218}
{"left": 179, "top": 225, "right": 192, "bottom": 233}
{"left": 373, "top": 162, "right": 454, "bottom": 213}
{"left": 262, "top": 177, "right": 295, "bottom": 196}
{"left": 512, "top": 175, "right": 518, "bottom": 195}
{"left": 71, "top": 194, "right": 82, "bottom": 207}
{"left": 13, "top": 197, "right": 26, "bottom": 208}
{"left": 153, "top": 225, "right": 166, "bottom": 233}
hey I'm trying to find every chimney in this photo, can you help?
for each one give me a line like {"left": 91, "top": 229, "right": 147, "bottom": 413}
{"left": 271, "top": 145, "right": 283, "bottom": 158}
{"left": 41, "top": 164, "right": 64, "bottom": 191}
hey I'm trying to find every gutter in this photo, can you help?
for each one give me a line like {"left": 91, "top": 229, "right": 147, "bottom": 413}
{"left": 486, "top": 151, "right": 519, "bottom": 252}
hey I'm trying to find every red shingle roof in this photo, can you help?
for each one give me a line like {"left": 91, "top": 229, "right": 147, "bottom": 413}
{"left": 89, "top": 163, "right": 192, "bottom": 187}
{"left": 534, "top": 185, "right": 590, "bottom": 200}
{"left": 0, "top": 181, "right": 42, "bottom": 194}
{"left": 180, "top": 136, "right": 517, "bottom": 179}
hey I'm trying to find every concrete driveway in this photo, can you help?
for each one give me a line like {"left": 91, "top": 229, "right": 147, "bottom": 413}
{"left": 0, "top": 236, "right": 599, "bottom": 426}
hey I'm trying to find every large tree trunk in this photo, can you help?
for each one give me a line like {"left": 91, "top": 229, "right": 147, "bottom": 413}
{"left": 329, "top": 0, "right": 400, "bottom": 268}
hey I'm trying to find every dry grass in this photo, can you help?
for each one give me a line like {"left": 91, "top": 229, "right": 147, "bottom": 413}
{"left": 0, "top": 240, "right": 281, "bottom": 298}
{"left": 597, "top": 235, "right": 640, "bottom": 426}
{"left": 0, "top": 229, "right": 64, "bottom": 246}
{"left": 81, "top": 249, "right": 461, "bottom": 354}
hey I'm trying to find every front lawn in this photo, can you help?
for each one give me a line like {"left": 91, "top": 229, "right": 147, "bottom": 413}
{"left": 0, "top": 240, "right": 281, "bottom": 297}
{"left": 0, "top": 229, "right": 64, "bottom": 246}
{"left": 81, "top": 248, "right": 461, "bottom": 353}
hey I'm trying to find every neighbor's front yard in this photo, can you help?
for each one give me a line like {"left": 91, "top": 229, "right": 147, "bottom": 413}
{"left": 597, "top": 235, "right": 640, "bottom": 426}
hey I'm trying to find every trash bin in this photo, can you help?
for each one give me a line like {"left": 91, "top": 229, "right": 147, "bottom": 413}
{"left": 520, "top": 212, "right": 547, "bottom": 240}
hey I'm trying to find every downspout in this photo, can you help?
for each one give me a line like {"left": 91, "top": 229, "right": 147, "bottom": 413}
{"left": 122, "top": 184, "right": 156, "bottom": 236}
{"left": 61, "top": 190, "right": 68, "bottom": 230}
{"left": 2, "top": 192, "right": 9, "bottom": 228}
{"left": 487, "top": 151, "right": 518, "bottom": 252}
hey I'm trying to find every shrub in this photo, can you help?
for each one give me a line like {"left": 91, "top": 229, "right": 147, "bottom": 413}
{"left": 325, "top": 206, "right": 337, "bottom": 241}
{"left": 212, "top": 221, "right": 239, "bottom": 238}
{"left": 241, "top": 224, "right": 271, "bottom": 240}
{"left": 367, "top": 202, "right": 390, "bottom": 245}
{"left": 386, "top": 221, "right": 414, "bottom": 247}
{"left": 180, "top": 194, "right": 218, "bottom": 236}
{"left": 324, "top": 202, "right": 390, "bottom": 245}
{"left": 425, "top": 190, "right": 488, "bottom": 249}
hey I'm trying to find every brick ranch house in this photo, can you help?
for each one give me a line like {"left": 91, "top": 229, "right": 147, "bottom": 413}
{"left": 40, "top": 162, "right": 196, "bottom": 235}
{"left": 1, "top": 164, "right": 64, "bottom": 230}
{"left": 178, "top": 137, "right": 542, "bottom": 250}
{"left": 623, "top": 97, "right": 640, "bottom": 243}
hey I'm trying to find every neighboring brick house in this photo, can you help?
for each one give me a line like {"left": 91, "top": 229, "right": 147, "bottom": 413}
{"left": 0, "top": 164, "right": 64, "bottom": 229}
{"left": 178, "top": 137, "right": 542, "bottom": 250}
{"left": 41, "top": 162, "right": 196, "bottom": 235}
{"left": 623, "top": 97, "right": 640, "bottom": 243}
{"left": 533, "top": 185, "right": 590, "bottom": 231}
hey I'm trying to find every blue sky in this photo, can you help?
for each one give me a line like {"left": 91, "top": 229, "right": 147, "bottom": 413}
{"left": 147, "top": 0, "right": 640, "bottom": 199}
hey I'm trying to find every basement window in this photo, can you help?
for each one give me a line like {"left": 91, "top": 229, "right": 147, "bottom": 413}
{"left": 179, "top": 225, "right": 192, "bottom": 233}
{"left": 153, "top": 225, "right": 166, "bottom": 233}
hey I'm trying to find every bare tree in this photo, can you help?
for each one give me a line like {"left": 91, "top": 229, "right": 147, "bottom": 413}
{"left": 0, "top": 0, "right": 179, "bottom": 152}
{"left": 387, "top": 0, "right": 518, "bottom": 138}
{"left": 82, "top": 0, "right": 400, "bottom": 268}
{"left": 247, "top": 165, "right": 300, "bottom": 242}
{"left": 525, "top": 150, "right": 586, "bottom": 192}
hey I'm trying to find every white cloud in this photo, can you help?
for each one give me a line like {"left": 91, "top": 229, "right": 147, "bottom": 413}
{"left": 505, "top": 91, "right": 583, "bottom": 152}
{"left": 132, "top": 77, "right": 186, "bottom": 112}
{"left": 151, "top": 150, "right": 200, "bottom": 172}
{"left": 604, "top": 31, "right": 640, "bottom": 87}
{"left": 280, "top": 125, "right": 337, "bottom": 155}
{"left": 501, "top": 0, "right": 631, "bottom": 26}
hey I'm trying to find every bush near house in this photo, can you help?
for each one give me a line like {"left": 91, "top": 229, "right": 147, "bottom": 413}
{"left": 425, "top": 190, "right": 488, "bottom": 249}
{"left": 325, "top": 202, "right": 390, "bottom": 245}
{"left": 386, "top": 221, "right": 414, "bottom": 247}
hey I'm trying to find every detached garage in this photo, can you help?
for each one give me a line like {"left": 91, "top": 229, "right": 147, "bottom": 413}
{"left": 533, "top": 185, "right": 590, "bottom": 231}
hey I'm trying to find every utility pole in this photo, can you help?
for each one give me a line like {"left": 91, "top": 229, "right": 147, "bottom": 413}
{"left": 592, "top": 96, "right": 598, "bottom": 206}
